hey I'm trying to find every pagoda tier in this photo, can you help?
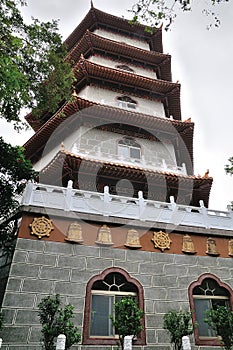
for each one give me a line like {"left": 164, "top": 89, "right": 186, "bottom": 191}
{"left": 25, "top": 57, "right": 180, "bottom": 130}
{"left": 74, "top": 58, "right": 180, "bottom": 118}
{"left": 67, "top": 30, "right": 172, "bottom": 81}
{"left": 24, "top": 96, "right": 194, "bottom": 174}
{"left": 64, "top": 7, "right": 163, "bottom": 53}
{"left": 39, "top": 150, "right": 212, "bottom": 207}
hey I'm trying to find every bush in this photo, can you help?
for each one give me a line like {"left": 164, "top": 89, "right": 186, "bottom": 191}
{"left": 205, "top": 306, "right": 233, "bottom": 350}
{"left": 38, "top": 294, "right": 81, "bottom": 350}
{"left": 163, "top": 310, "right": 194, "bottom": 350}
{"left": 111, "top": 297, "right": 144, "bottom": 349}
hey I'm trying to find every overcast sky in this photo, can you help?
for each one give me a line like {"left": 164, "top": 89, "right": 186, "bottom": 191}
{"left": 2, "top": 0, "right": 233, "bottom": 210}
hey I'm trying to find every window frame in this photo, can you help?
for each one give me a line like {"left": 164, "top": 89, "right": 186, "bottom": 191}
{"left": 82, "top": 267, "right": 146, "bottom": 345}
{"left": 116, "top": 95, "right": 137, "bottom": 110}
{"left": 116, "top": 64, "right": 135, "bottom": 73}
{"left": 118, "top": 137, "right": 141, "bottom": 161}
{"left": 188, "top": 273, "right": 233, "bottom": 346}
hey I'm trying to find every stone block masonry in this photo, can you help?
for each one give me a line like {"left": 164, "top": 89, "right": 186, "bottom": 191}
{"left": 1, "top": 238, "right": 232, "bottom": 349}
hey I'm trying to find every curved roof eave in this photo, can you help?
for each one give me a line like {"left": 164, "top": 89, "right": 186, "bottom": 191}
{"left": 64, "top": 7, "right": 163, "bottom": 53}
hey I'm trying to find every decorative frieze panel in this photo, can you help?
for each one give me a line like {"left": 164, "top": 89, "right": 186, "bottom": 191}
{"left": 65, "top": 222, "right": 84, "bottom": 243}
{"left": 206, "top": 237, "right": 219, "bottom": 256}
{"left": 95, "top": 225, "right": 114, "bottom": 246}
{"left": 182, "top": 234, "right": 196, "bottom": 254}
{"left": 151, "top": 231, "right": 172, "bottom": 252}
{"left": 29, "top": 217, "right": 54, "bottom": 239}
{"left": 124, "top": 229, "right": 142, "bottom": 249}
{"left": 229, "top": 239, "right": 233, "bottom": 257}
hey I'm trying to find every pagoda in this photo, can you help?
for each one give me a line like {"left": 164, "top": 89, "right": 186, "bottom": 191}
{"left": 24, "top": 5, "right": 212, "bottom": 207}
{"left": 1, "top": 5, "right": 232, "bottom": 350}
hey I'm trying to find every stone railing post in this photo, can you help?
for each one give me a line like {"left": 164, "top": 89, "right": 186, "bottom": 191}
{"left": 182, "top": 162, "right": 187, "bottom": 174}
{"left": 21, "top": 180, "right": 34, "bottom": 205}
{"left": 182, "top": 335, "right": 191, "bottom": 350}
{"left": 65, "top": 180, "right": 73, "bottom": 212}
{"left": 56, "top": 334, "right": 66, "bottom": 350}
{"left": 124, "top": 335, "right": 133, "bottom": 350}
{"left": 169, "top": 196, "right": 176, "bottom": 211}
{"left": 103, "top": 186, "right": 110, "bottom": 216}
{"left": 138, "top": 191, "right": 145, "bottom": 220}
{"left": 199, "top": 200, "right": 209, "bottom": 228}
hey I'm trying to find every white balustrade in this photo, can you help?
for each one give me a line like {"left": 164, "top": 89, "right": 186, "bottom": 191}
{"left": 21, "top": 182, "right": 233, "bottom": 231}
{"left": 71, "top": 147, "right": 187, "bottom": 175}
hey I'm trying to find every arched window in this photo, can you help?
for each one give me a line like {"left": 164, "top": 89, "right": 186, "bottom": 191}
{"left": 117, "top": 95, "right": 137, "bottom": 110}
{"left": 188, "top": 273, "right": 233, "bottom": 346}
{"left": 116, "top": 64, "right": 135, "bottom": 73}
{"left": 82, "top": 267, "right": 145, "bottom": 345}
{"left": 118, "top": 137, "right": 141, "bottom": 160}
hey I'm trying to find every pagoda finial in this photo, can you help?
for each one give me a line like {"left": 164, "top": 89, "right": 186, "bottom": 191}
{"left": 61, "top": 142, "right": 65, "bottom": 151}
{"left": 90, "top": 0, "right": 94, "bottom": 8}
{"left": 203, "top": 169, "right": 209, "bottom": 178}
{"left": 72, "top": 89, "right": 78, "bottom": 97}
{"left": 184, "top": 117, "right": 191, "bottom": 123}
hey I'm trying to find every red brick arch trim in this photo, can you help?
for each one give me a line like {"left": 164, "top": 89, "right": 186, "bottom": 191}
{"left": 188, "top": 273, "right": 233, "bottom": 346}
{"left": 82, "top": 267, "right": 146, "bottom": 345}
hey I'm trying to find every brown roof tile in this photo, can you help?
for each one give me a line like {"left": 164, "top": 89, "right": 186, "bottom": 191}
{"left": 64, "top": 7, "right": 163, "bottom": 53}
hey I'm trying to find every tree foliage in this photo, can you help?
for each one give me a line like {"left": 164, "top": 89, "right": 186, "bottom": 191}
{"left": 205, "top": 306, "right": 233, "bottom": 350}
{"left": 111, "top": 297, "right": 144, "bottom": 349}
{"left": 129, "top": 0, "right": 230, "bottom": 31}
{"left": 0, "top": 0, "right": 75, "bottom": 126}
{"left": 0, "top": 0, "right": 75, "bottom": 250}
{"left": 0, "top": 137, "right": 37, "bottom": 252}
{"left": 0, "top": 137, "right": 36, "bottom": 218}
{"left": 38, "top": 294, "right": 81, "bottom": 350}
{"left": 163, "top": 310, "right": 194, "bottom": 350}
{"left": 225, "top": 157, "right": 233, "bottom": 176}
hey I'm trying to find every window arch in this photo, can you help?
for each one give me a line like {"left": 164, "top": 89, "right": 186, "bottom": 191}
{"left": 116, "top": 64, "right": 135, "bottom": 73}
{"left": 188, "top": 273, "right": 233, "bottom": 346}
{"left": 117, "top": 95, "right": 137, "bottom": 110}
{"left": 118, "top": 137, "right": 141, "bottom": 160}
{"left": 82, "top": 267, "right": 145, "bottom": 345}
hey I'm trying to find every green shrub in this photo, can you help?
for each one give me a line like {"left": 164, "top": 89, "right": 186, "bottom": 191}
{"left": 38, "top": 294, "right": 81, "bottom": 350}
{"left": 205, "top": 306, "right": 233, "bottom": 350}
{"left": 163, "top": 310, "right": 194, "bottom": 350}
{"left": 111, "top": 297, "right": 144, "bottom": 349}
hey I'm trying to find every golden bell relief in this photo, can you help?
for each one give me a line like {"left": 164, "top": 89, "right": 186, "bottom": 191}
{"left": 206, "top": 237, "right": 219, "bottom": 256}
{"left": 95, "top": 225, "right": 114, "bottom": 246}
{"left": 125, "top": 229, "right": 142, "bottom": 249}
{"left": 65, "top": 222, "right": 84, "bottom": 244}
{"left": 29, "top": 216, "right": 54, "bottom": 239}
{"left": 151, "top": 231, "right": 172, "bottom": 252}
{"left": 228, "top": 239, "right": 233, "bottom": 257}
{"left": 182, "top": 234, "right": 196, "bottom": 254}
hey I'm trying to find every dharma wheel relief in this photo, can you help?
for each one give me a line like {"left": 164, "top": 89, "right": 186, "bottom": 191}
{"left": 29, "top": 216, "right": 54, "bottom": 239}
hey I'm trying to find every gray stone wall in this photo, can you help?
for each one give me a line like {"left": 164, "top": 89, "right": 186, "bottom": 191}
{"left": 1, "top": 238, "right": 232, "bottom": 349}
{"left": 0, "top": 253, "right": 13, "bottom": 307}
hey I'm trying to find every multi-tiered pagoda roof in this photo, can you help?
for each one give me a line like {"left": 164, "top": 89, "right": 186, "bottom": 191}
{"left": 24, "top": 5, "right": 213, "bottom": 207}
